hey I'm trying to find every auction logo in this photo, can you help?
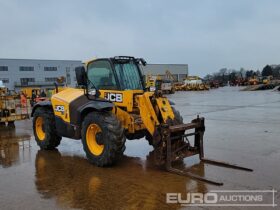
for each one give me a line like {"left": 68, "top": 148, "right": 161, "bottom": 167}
{"left": 166, "top": 190, "right": 277, "bottom": 207}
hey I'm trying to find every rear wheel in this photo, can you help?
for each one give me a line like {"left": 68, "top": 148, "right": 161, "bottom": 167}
{"left": 81, "top": 112, "right": 126, "bottom": 167}
{"left": 171, "top": 107, "right": 183, "bottom": 124}
{"left": 33, "top": 107, "right": 61, "bottom": 150}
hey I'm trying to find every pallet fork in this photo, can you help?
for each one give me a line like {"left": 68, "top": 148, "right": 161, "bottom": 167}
{"left": 162, "top": 116, "right": 253, "bottom": 186}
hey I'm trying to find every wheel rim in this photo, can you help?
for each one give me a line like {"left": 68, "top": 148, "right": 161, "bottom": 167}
{"left": 36, "top": 117, "right": 45, "bottom": 141}
{"left": 86, "top": 124, "right": 104, "bottom": 156}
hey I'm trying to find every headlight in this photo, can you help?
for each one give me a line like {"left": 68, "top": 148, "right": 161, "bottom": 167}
{"left": 149, "top": 86, "right": 156, "bottom": 92}
{"left": 88, "top": 89, "right": 96, "bottom": 96}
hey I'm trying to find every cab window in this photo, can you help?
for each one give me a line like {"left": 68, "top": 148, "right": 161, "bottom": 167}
{"left": 114, "top": 61, "right": 143, "bottom": 90}
{"left": 87, "top": 60, "right": 117, "bottom": 90}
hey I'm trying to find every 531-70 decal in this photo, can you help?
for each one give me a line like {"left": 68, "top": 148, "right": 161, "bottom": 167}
{"left": 104, "top": 92, "right": 123, "bottom": 103}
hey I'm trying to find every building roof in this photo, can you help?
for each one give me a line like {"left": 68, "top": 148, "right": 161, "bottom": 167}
{"left": 0, "top": 58, "right": 81, "bottom": 62}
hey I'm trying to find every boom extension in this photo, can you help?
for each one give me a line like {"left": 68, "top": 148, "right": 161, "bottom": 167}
{"left": 161, "top": 117, "right": 253, "bottom": 186}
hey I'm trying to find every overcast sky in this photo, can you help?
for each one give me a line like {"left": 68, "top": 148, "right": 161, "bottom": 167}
{"left": 0, "top": 0, "right": 280, "bottom": 76}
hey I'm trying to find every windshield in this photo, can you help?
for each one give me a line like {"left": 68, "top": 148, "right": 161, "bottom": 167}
{"left": 87, "top": 60, "right": 118, "bottom": 90}
{"left": 114, "top": 61, "right": 143, "bottom": 90}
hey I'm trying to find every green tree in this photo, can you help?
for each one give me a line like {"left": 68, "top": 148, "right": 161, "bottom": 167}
{"left": 262, "top": 65, "right": 273, "bottom": 76}
{"left": 272, "top": 66, "right": 280, "bottom": 78}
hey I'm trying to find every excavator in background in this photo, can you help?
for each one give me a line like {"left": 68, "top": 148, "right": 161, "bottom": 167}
{"left": 31, "top": 56, "right": 252, "bottom": 185}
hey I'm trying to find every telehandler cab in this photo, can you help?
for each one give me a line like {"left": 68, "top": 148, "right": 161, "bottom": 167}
{"left": 32, "top": 56, "right": 252, "bottom": 185}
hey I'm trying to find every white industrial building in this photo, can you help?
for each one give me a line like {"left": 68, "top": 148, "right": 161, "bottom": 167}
{"left": 141, "top": 64, "right": 188, "bottom": 82}
{"left": 0, "top": 58, "right": 82, "bottom": 90}
{"left": 0, "top": 58, "right": 188, "bottom": 90}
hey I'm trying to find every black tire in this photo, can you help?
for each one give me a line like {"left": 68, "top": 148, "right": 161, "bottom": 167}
{"left": 171, "top": 107, "right": 183, "bottom": 125}
{"left": 81, "top": 112, "right": 126, "bottom": 167}
{"left": 7, "top": 121, "right": 15, "bottom": 128}
{"left": 33, "top": 107, "right": 62, "bottom": 150}
{"left": 146, "top": 133, "right": 154, "bottom": 146}
{"left": 125, "top": 130, "right": 146, "bottom": 140}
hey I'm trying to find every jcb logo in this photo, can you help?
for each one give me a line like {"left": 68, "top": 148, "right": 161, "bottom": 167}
{"left": 55, "top": 105, "right": 65, "bottom": 114}
{"left": 104, "top": 92, "right": 123, "bottom": 103}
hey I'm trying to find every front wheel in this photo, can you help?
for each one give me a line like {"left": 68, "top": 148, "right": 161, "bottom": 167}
{"left": 81, "top": 112, "right": 126, "bottom": 167}
{"left": 33, "top": 107, "right": 62, "bottom": 150}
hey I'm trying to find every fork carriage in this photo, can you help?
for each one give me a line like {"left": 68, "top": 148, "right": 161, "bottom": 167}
{"left": 157, "top": 116, "right": 253, "bottom": 186}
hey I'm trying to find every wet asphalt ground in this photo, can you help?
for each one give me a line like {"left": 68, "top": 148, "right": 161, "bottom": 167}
{"left": 0, "top": 87, "right": 279, "bottom": 210}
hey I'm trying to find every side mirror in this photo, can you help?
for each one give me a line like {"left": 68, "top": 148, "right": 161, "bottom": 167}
{"left": 140, "top": 58, "right": 147, "bottom": 66}
{"left": 149, "top": 86, "right": 156, "bottom": 92}
{"left": 75, "top": 66, "right": 87, "bottom": 86}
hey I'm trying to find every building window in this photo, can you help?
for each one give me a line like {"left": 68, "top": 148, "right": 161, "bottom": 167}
{"left": 20, "top": 78, "right": 35, "bottom": 86}
{"left": 45, "top": 77, "right": 57, "bottom": 82}
{"left": 0, "top": 78, "right": 9, "bottom": 83}
{"left": 19, "top": 66, "right": 34, "bottom": 71}
{"left": 0, "top": 66, "right": 8, "bottom": 71}
{"left": 44, "top": 67, "right": 57, "bottom": 71}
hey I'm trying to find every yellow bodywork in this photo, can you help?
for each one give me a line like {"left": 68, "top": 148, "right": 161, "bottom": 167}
{"left": 155, "top": 97, "right": 175, "bottom": 122}
{"left": 49, "top": 87, "right": 67, "bottom": 96}
{"left": 51, "top": 88, "right": 84, "bottom": 123}
{"left": 136, "top": 92, "right": 160, "bottom": 135}
{"left": 99, "top": 89, "right": 174, "bottom": 135}
{"left": 51, "top": 86, "right": 175, "bottom": 137}
{"left": 102, "top": 90, "right": 174, "bottom": 136}
{"left": 106, "top": 90, "right": 174, "bottom": 136}
{"left": 99, "top": 89, "right": 143, "bottom": 112}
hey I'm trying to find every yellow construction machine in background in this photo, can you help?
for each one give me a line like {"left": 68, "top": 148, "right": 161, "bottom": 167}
{"left": 262, "top": 76, "right": 273, "bottom": 85}
{"left": 0, "top": 82, "right": 30, "bottom": 127}
{"left": 145, "top": 73, "right": 175, "bottom": 94}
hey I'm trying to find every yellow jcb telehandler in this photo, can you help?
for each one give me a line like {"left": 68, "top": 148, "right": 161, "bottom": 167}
{"left": 31, "top": 56, "right": 252, "bottom": 185}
